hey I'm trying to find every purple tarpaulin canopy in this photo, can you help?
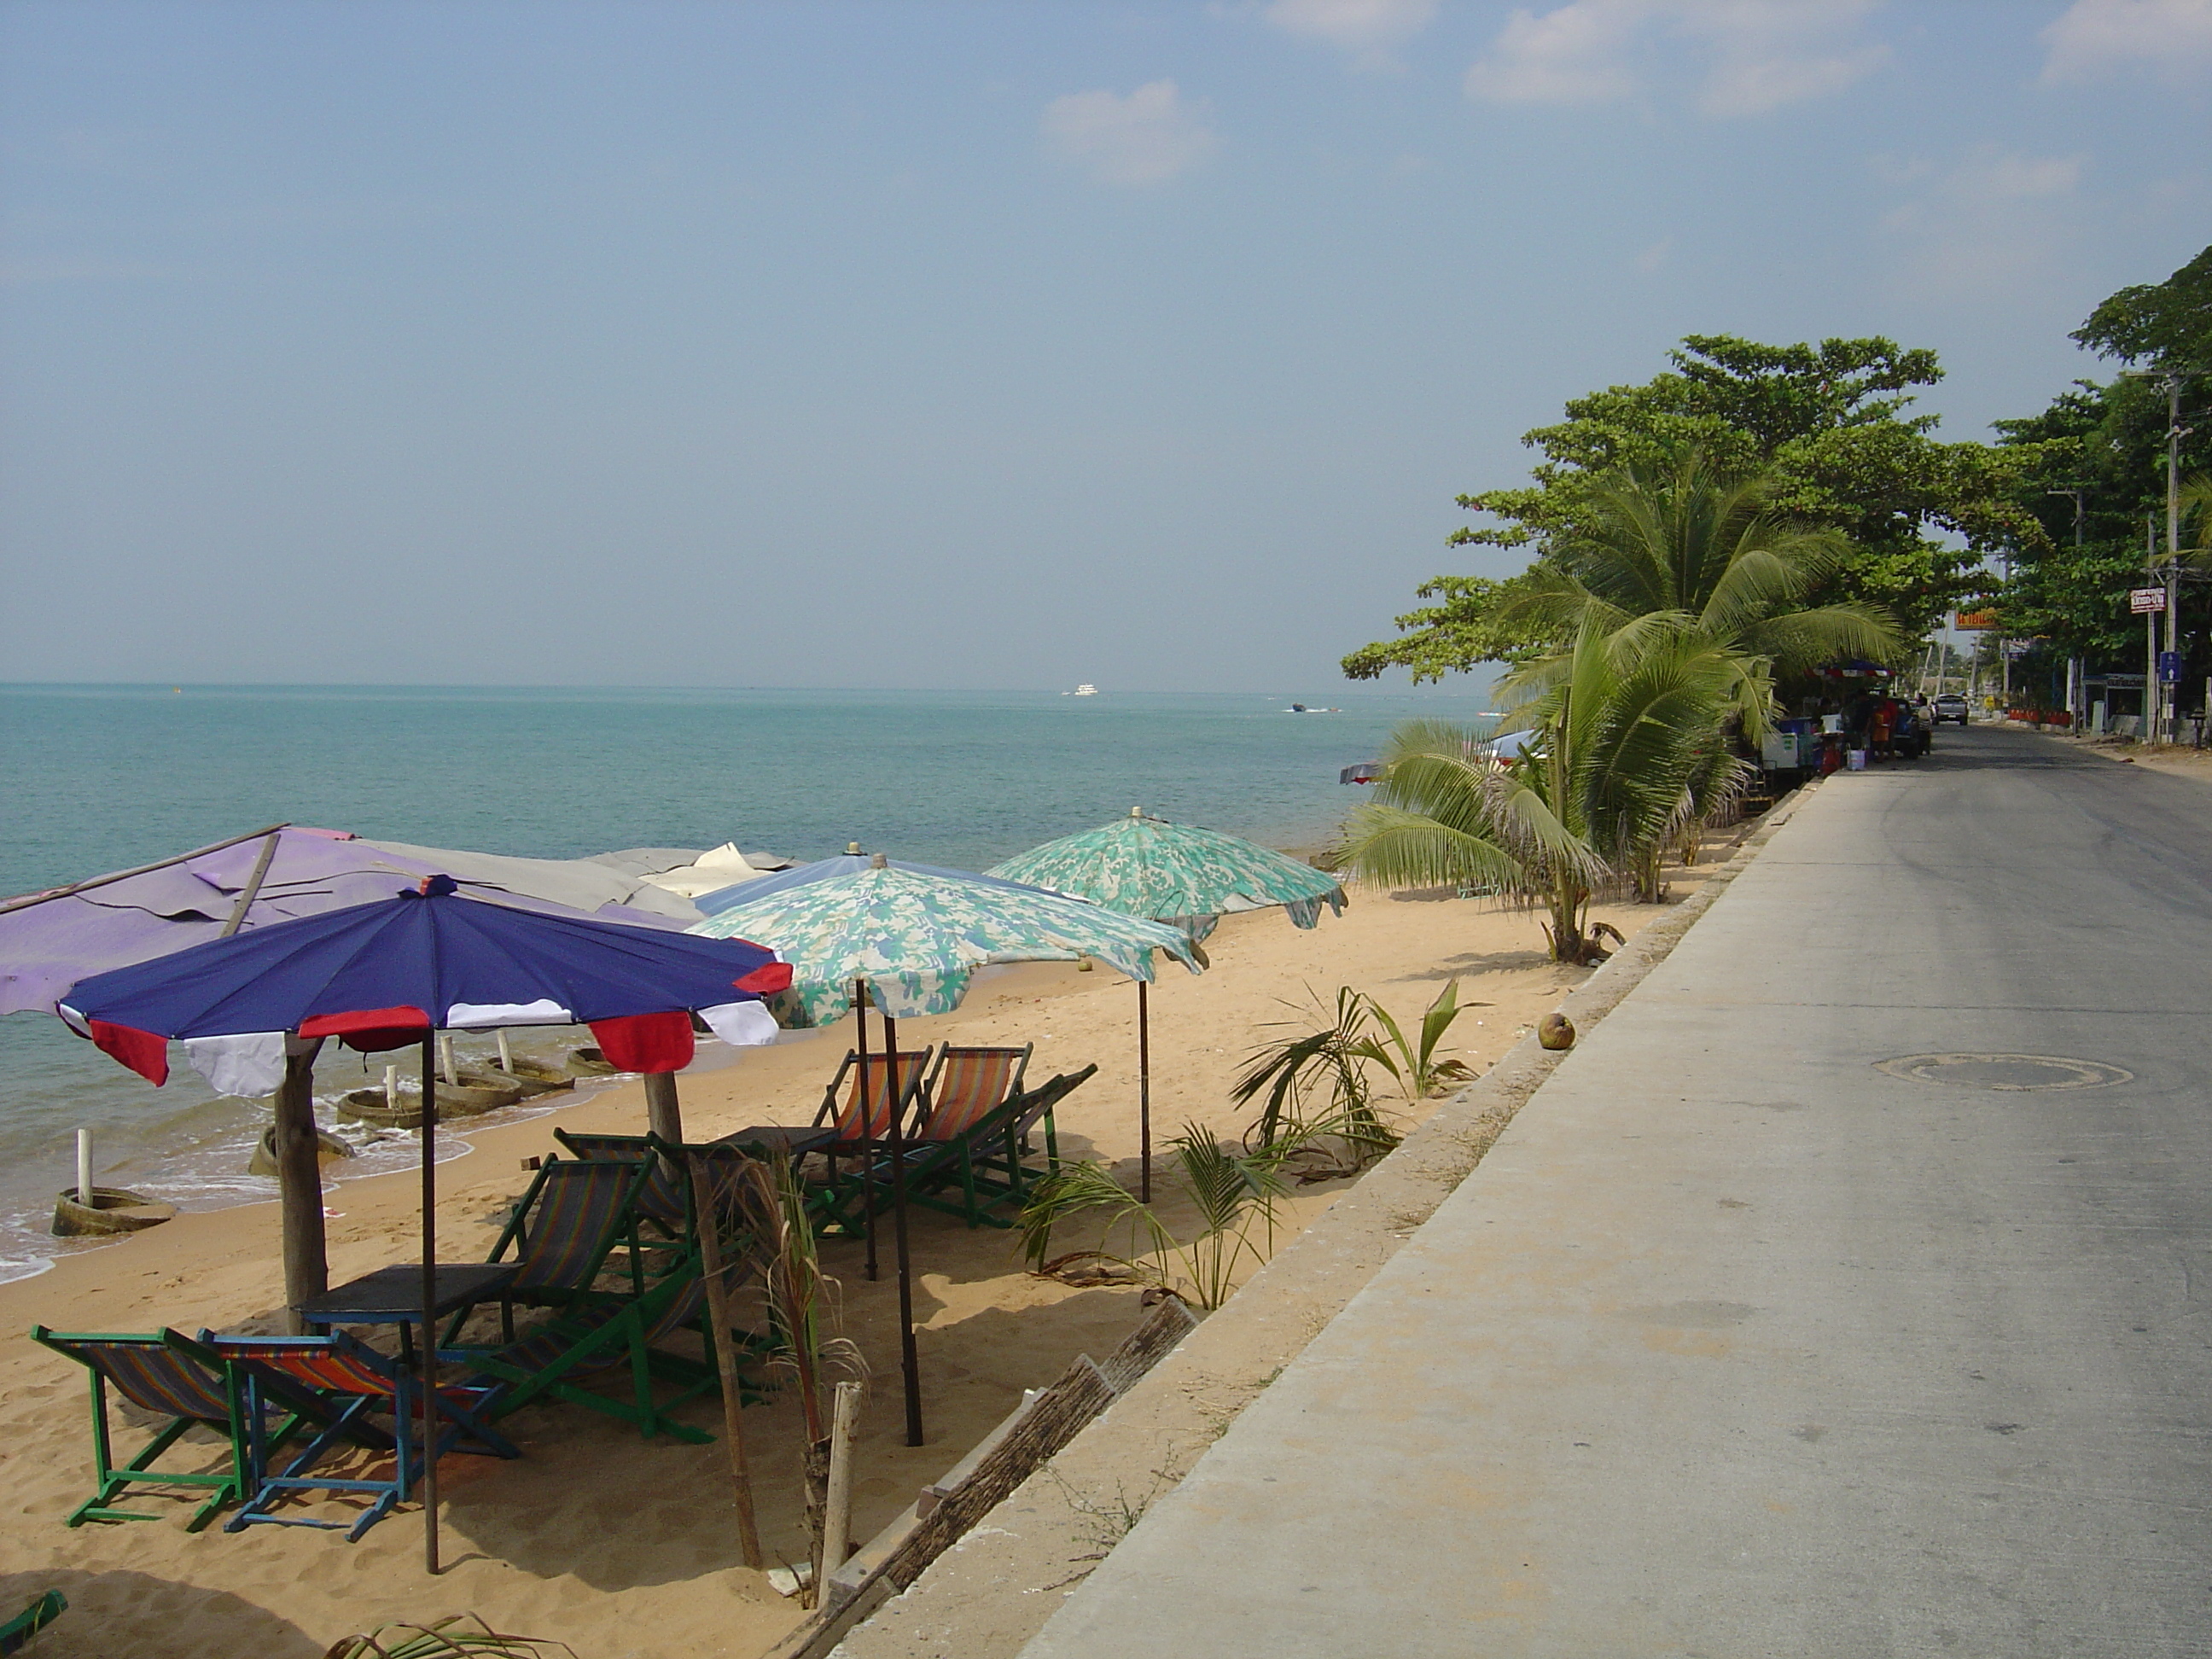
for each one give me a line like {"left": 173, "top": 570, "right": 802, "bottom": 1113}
{"left": 0, "top": 827, "right": 700, "bottom": 1018}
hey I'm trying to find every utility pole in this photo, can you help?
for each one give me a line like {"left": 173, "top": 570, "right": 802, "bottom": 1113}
{"left": 2049, "top": 486, "right": 2087, "bottom": 729}
{"left": 2147, "top": 515, "right": 2160, "bottom": 738}
{"left": 2163, "top": 373, "right": 2183, "bottom": 742}
{"left": 2122, "top": 367, "right": 2203, "bottom": 742}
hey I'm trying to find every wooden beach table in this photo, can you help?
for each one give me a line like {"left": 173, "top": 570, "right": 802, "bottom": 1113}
{"left": 303, "top": 1263, "right": 521, "bottom": 1363}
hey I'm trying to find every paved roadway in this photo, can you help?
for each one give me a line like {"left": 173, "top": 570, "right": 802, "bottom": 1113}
{"left": 1020, "top": 727, "right": 2212, "bottom": 1657}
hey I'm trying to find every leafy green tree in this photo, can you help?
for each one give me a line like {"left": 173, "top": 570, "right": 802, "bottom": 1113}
{"left": 1995, "top": 245, "right": 2212, "bottom": 675}
{"left": 1480, "top": 451, "right": 1901, "bottom": 738}
{"left": 2072, "top": 244, "right": 2212, "bottom": 367}
{"left": 1344, "top": 335, "right": 2045, "bottom": 682}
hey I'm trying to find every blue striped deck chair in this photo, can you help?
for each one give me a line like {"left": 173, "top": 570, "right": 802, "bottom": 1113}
{"left": 28, "top": 1324, "right": 338, "bottom": 1533}
{"left": 449, "top": 1157, "right": 653, "bottom": 1344}
{"left": 552, "top": 1128, "right": 690, "bottom": 1239}
{"left": 204, "top": 1329, "right": 518, "bottom": 1542}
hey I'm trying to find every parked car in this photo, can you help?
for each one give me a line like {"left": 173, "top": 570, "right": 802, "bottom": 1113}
{"left": 1931, "top": 693, "right": 1970, "bottom": 725}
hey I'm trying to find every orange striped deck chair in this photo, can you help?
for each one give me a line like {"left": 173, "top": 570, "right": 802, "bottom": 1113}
{"left": 205, "top": 1330, "right": 517, "bottom": 1541}
{"left": 918, "top": 1045, "right": 1033, "bottom": 1142}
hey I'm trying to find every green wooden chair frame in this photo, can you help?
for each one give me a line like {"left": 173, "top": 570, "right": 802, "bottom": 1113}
{"left": 0, "top": 1590, "right": 65, "bottom": 1656}
{"left": 445, "top": 1249, "right": 771, "bottom": 1444}
{"left": 843, "top": 1065, "right": 1097, "bottom": 1230}
{"left": 27, "top": 1324, "right": 341, "bottom": 1533}
{"left": 445, "top": 1156, "right": 654, "bottom": 1345}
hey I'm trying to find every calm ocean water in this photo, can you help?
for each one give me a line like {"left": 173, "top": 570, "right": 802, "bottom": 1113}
{"left": 0, "top": 681, "right": 1493, "bottom": 1282}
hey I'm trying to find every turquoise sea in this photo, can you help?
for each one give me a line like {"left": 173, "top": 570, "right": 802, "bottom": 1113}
{"left": 0, "top": 682, "right": 1493, "bottom": 1282}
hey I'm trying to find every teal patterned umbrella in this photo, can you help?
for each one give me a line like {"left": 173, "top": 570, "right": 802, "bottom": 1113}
{"left": 988, "top": 811, "right": 1345, "bottom": 1200}
{"left": 690, "top": 855, "right": 1201, "bottom": 1447}
{"left": 986, "top": 808, "right": 1346, "bottom": 941}
{"left": 690, "top": 857, "right": 1201, "bottom": 1026}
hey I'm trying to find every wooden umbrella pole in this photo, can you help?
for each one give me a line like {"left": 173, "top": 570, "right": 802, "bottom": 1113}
{"left": 419, "top": 1033, "right": 441, "bottom": 1577}
{"left": 1137, "top": 979, "right": 1153, "bottom": 1203}
{"left": 218, "top": 829, "right": 282, "bottom": 938}
{"left": 882, "top": 1010, "right": 923, "bottom": 1447}
{"left": 0, "top": 823, "right": 288, "bottom": 917}
{"left": 687, "top": 1151, "right": 765, "bottom": 1569}
{"left": 855, "top": 981, "right": 877, "bottom": 1283}
{"left": 643, "top": 1069, "right": 684, "bottom": 1145}
{"left": 275, "top": 1043, "right": 328, "bottom": 1334}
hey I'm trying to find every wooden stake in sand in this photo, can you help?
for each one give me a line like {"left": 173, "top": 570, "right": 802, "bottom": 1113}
{"left": 687, "top": 1150, "right": 764, "bottom": 1570}
{"left": 822, "top": 1380, "right": 863, "bottom": 1577}
{"left": 273, "top": 1045, "right": 329, "bottom": 1334}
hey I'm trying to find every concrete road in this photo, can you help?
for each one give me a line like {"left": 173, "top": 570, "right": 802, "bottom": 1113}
{"left": 1020, "top": 728, "right": 2212, "bottom": 1657}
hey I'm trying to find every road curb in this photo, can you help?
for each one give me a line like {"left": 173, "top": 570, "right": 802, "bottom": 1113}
{"left": 827, "top": 792, "right": 1812, "bottom": 1659}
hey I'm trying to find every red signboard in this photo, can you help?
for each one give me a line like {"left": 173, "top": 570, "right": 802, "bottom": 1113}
{"left": 1954, "top": 609, "right": 1998, "bottom": 630}
{"left": 2130, "top": 587, "right": 2168, "bottom": 614}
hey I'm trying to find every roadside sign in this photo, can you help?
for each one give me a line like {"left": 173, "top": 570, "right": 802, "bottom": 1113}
{"left": 2002, "top": 640, "right": 2031, "bottom": 659}
{"left": 2130, "top": 587, "right": 2168, "bottom": 614}
{"left": 2158, "top": 651, "right": 2182, "bottom": 684}
{"left": 1954, "top": 609, "right": 1998, "bottom": 630}
{"left": 2102, "top": 673, "right": 2146, "bottom": 688}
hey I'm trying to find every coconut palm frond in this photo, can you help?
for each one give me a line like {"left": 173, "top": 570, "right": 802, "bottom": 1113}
{"left": 1327, "top": 804, "right": 1529, "bottom": 894}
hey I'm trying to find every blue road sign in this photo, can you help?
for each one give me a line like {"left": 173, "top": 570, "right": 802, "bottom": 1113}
{"left": 2157, "top": 651, "right": 2182, "bottom": 684}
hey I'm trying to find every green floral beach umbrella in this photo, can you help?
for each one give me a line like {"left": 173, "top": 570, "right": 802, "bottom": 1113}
{"left": 988, "top": 810, "right": 1345, "bottom": 1201}
{"left": 688, "top": 858, "right": 1202, "bottom": 1027}
{"left": 690, "top": 855, "right": 1202, "bottom": 1447}
{"left": 986, "top": 809, "right": 1346, "bottom": 942}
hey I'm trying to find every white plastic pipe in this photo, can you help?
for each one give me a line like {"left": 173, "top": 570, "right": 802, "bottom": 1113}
{"left": 76, "top": 1128, "right": 94, "bottom": 1208}
{"left": 497, "top": 1030, "right": 514, "bottom": 1074}
{"left": 384, "top": 1064, "right": 401, "bottom": 1114}
{"left": 438, "top": 1033, "right": 457, "bottom": 1085}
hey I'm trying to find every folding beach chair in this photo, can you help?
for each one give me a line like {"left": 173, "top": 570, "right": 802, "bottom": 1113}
{"left": 449, "top": 1252, "right": 768, "bottom": 1444}
{"left": 920, "top": 1045, "right": 1033, "bottom": 1139}
{"left": 451, "top": 1156, "right": 653, "bottom": 1342}
{"left": 874, "top": 1065, "right": 1097, "bottom": 1229}
{"left": 28, "top": 1324, "right": 340, "bottom": 1532}
{"left": 552, "top": 1128, "right": 689, "bottom": 1238}
{"left": 725, "top": 1045, "right": 934, "bottom": 1169}
{"left": 204, "top": 1329, "right": 518, "bottom": 1541}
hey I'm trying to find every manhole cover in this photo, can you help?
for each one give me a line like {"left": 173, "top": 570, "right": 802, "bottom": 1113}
{"left": 1874, "top": 1053, "right": 2133, "bottom": 1091}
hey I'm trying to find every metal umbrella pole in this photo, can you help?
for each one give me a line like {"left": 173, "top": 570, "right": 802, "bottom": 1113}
{"left": 418, "top": 1033, "right": 441, "bottom": 1576}
{"left": 1137, "top": 981, "right": 1152, "bottom": 1203}
{"left": 855, "top": 980, "right": 878, "bottom": 1283}
{"left": 879, "top": 1005, "right": 924, "bottom": 1447}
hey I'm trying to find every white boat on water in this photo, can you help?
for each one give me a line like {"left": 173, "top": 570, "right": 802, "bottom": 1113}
{"left": 1071, "top": 684, "right": 1098, "bottom": 696}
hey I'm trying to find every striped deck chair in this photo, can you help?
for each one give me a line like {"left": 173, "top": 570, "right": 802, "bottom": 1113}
{"left": 451, "top": 1157, "right": 653, "bottom": 1343}
{"left": 449, "top": 1256, "right": 766, "bottom": 1443}
{"left": 920, "top": 1045, "right": 1033, "bottom": 1140}
{"left": 552, "top": 1129, "right": 689, "bottom": 1238}
{"left": 28, "top": 1324, "right": 329, "bottom": 1533}
{"left": 205, "top": 1330, "right": 518, "bottom": 1541}
{"left": 725, "top": 1046, "right": 933, "bottom": 1171}
{"left": 884, "top": 1065, "right": 1097, "bottom": 1229}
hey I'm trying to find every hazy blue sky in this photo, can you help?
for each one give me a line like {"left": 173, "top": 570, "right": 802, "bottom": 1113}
{"left": 2, "top": 1, "right": 2206, "bottom": 691}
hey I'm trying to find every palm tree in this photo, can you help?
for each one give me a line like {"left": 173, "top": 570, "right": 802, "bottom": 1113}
{"left": 1329, "top": 619, "right": 1752, "bottom": 958}
{"left": 1498, "top": 450, "right": 1901, "bottom": 739}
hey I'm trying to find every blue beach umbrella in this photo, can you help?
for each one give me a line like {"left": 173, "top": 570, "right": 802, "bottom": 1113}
{"left": 62, "top": 875, "right": 792, "bottom": 1575}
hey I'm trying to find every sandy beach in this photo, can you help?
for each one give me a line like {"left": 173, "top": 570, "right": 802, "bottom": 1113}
{"left": 0, "top": 869, "right": 1709, "bottom": 1658}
